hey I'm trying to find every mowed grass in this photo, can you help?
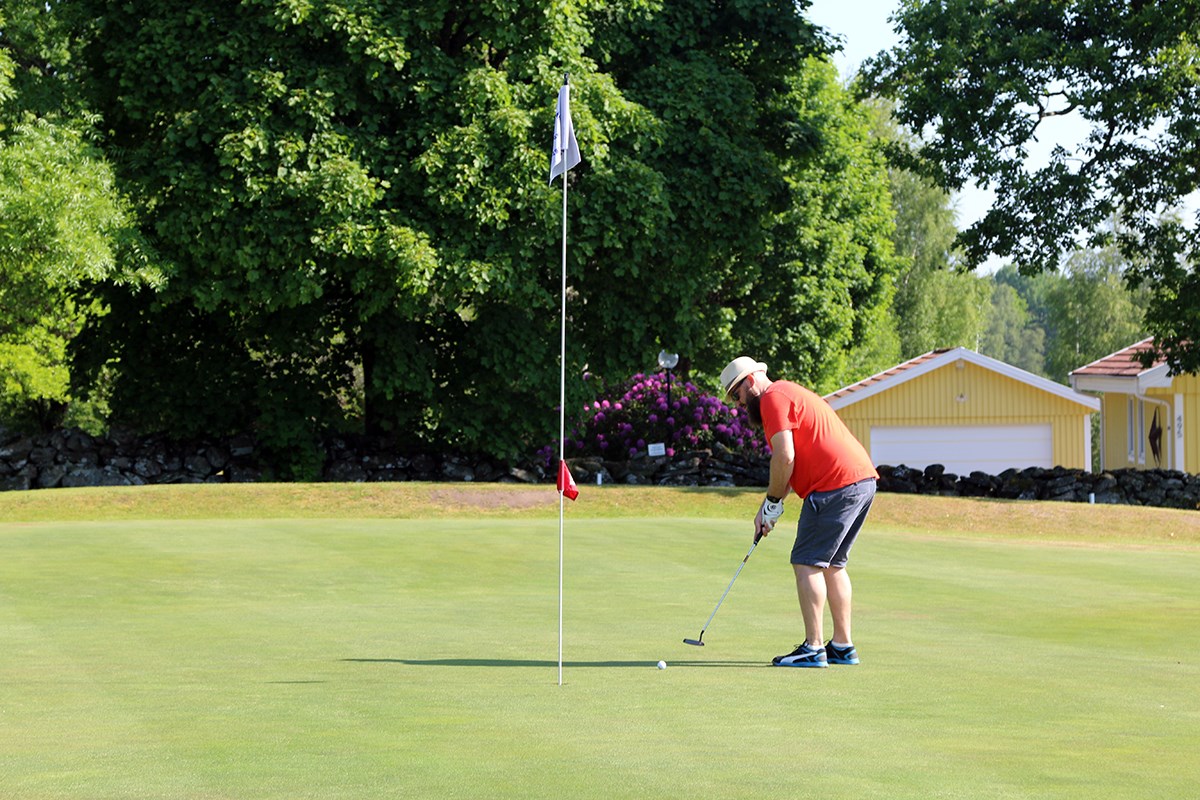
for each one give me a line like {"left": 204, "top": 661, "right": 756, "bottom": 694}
{"left": 1, "top": 484, "right": 1198, "bottom": 799}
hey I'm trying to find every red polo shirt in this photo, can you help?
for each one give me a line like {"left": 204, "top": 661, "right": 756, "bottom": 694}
{"left": 759, "top": 380, "right": 878, "bottom": 499}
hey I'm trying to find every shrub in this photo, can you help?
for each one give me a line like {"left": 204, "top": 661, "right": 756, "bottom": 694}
{"left": 541, "top": 372, "right": 769, "bottom": 466}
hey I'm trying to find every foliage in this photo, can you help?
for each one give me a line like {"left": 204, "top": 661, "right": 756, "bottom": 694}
{"left": 51, "top": 0, "right": 903, "bottom": 474}
{"left": 860, "top": 96, "right": 990, "bottom": 360}
{"left": 0, "top": 5, "right": 160, "bottom": 431}
{"left": 546, "top": 371, "right": 768, "bottom": 466}
{"left": 862, "top": 0, "right": 1200, "bottom": 374}
{"left": 978, "top": 281, "right": 1047, "bottom": 377}
{"left": 0, "top": 113, "right": 159, "bottom": 429}
{"left": 885, "top": 146, "right": 993, "bottom": 356}
{"left": 1040, "top": 247, "right": 1150, "bottom": 381}
{"left": 982, "top": 254, "right": 1150, "bottom": 384}
{"left": 0, "top": 1, "right": 899, "bottom": 473}
{"left": 727, "top": 58, "right": 902, "bottom": 392}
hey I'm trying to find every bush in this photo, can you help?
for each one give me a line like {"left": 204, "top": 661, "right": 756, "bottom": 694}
{"left": 542, "top": 372, "right": 768, "bottom": 466}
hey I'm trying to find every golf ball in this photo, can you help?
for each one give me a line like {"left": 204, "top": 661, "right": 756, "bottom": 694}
{"left": 657, "top": 660, "right": 667, "bottom": 670}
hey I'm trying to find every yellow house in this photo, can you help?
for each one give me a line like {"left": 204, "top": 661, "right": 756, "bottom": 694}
{"left": 1069, "top": 338, "right": 1200, "bottom": 473}
{"left": 826, "top": 347, "right": 1099, "bottom": 474}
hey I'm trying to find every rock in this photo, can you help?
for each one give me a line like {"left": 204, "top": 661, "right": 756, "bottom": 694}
{"left": 0, "top": 436, "right": 34, "bottom": 462}
{"left": 36, "top": 465, "right": 66, "bottom": 489}
{"left": 61, "top": 467, "right": 133, "bottom": 488}
{"left": 325, "top": 461, "right": 368, "bottom": 482}
{"left": 0, "top": 474, "right": 33, "bottom": 491}
{"left": 441, "top": 459, "right": 475, "bottom": 482}
{"left": 228, "top": 435, "right": 256, "bottom": 457}
{"left": 184, "top": 454, "right": 212, "bottom": 477}
{"left": 507, "top": 466, "right": 538, "bottom": 484}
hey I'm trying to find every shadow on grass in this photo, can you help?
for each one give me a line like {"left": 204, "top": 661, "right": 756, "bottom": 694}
{"left": 343, "top": 658, "right": 764, "bottom": 668}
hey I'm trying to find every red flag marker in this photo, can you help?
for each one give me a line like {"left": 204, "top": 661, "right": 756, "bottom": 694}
{"left": 557, "top": 459, "right": 579, "bottom": 501}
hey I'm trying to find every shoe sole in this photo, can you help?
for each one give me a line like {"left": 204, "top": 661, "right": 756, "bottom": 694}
{"left": 827, "top": 658, "right": 859, "bottom": 665}
{"left": 771, "top": 661, "right": 828, "bottom": 668}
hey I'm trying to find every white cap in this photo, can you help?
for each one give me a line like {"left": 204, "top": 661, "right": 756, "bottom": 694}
{"left": 719, "top": 356, "right": 767, "bottom": 397}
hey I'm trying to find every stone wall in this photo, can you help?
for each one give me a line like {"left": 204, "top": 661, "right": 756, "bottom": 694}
{"left": 3, "top": 425, "right": 1198, "bottom": 511}
{"left": 0, "top": 428, "right": 259, "bottom": 490}
{"left": 0, "top": 428, "right": 526, "bottom": 490}
{"left": 876, "top": 463, "right": 1200, "bottom": 510}
{"left": 563, "top": 443, "right": 771, "bottom": 488}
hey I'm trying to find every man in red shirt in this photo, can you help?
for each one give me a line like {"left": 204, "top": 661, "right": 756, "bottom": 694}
{"left": 719, "top": 356, "right": 878, "bottom": 668}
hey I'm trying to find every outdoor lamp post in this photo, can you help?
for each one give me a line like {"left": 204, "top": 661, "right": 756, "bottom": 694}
{"left": 658, "top": 349, "right": 679, "bottom": 423}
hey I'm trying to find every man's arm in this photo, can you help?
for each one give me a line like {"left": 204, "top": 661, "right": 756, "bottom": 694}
{"left": 767, "top": 429, "right": 795, "bottom": 500}
{"left": 754, "top": 429, "right": 795, "bottom": 540}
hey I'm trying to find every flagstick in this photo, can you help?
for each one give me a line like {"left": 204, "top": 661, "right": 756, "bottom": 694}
{"left": 558, "top": 164, "right": 568, "bottom": 687}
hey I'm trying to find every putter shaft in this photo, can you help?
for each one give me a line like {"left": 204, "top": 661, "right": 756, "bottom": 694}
{"left": 686, "top": 539, "right": 757, "bottom": 645}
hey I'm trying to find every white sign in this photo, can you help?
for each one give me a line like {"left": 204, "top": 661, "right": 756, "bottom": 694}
{"left": 647, "top": 443, "right": 666, "bottom": 457}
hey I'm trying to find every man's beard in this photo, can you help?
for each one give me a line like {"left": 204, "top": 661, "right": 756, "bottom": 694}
{"left": 746, "top": 394, "right": 763, "bottom": 428}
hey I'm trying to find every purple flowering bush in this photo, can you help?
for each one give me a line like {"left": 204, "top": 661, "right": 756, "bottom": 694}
{"left": 540, "top": 372, "right": 768, "bottom": 466}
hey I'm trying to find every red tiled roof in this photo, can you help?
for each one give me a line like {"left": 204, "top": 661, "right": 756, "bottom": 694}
{"left": 825, "top": 348, "right": 953, "bottom": 401}
{"left": 1069, "top": 337, "right": 1162, "bottom": 378}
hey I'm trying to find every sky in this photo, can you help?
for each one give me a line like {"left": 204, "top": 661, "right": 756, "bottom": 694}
{"left": 804, "top": 0, "right": 1198, "bottom": 280}
{"left": 804, "top": 0, "right": 900, "bottom": 80}
{"left": 803, "top": 0, "right": 1000, "bottom": 234}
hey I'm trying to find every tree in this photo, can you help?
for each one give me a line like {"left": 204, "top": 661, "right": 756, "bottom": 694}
{"left": 862, "top": 0, "right": 1200, "bottom": 373}
{"left": 865, "top": 98, "right": 988, "bottom": 359}
{"left": 50, "top": 0, "right": 899, "bottom": 473}
{"left": 0, "top": 7, "right": 159, "bottom": 430}
{"left": 66, "top": 0, "right": 654, "bottom": 475}
{"left": 571, "top": 3, "right": 900, "bottom": 393}
{"left": 1040, "top": 247, "right": 1149, "bottom": 382}
{"left": 725, "top": 57, "right": 902, "bottom": 392}
{"left": 978, "top": 281, "right": 1047, "bottom": 377}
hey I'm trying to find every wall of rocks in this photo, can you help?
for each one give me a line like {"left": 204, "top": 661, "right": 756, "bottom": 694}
{"left": 0, "top": 428, "right": 529, "bottom": 490}
{"left": 876, "top": 463, "right": 1200, "bottom": 510}
{"left": 0, "top": 426, "right": 763, "bottom": 491}
{"left": 2, "top": 425, "right": 1198, "bottom": 511}
{"left": 0, "top": 428, "right": 258, "bottom": 490}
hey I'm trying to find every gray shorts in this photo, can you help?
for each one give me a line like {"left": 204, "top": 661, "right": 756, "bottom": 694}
{"left": 790, "top": 479, "right": 876, "bottom": 568}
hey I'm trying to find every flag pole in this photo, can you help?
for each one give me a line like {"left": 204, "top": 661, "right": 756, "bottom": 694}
{"left": 550, "top": 71, "right": 580, "bottom": 687}
{"left": 558, "top": 161, "right": 567, "bottom": 687}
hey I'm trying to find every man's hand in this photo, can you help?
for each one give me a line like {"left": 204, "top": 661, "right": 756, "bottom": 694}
{"left": 754, "top": 496, "right": 784, "bottom": 540}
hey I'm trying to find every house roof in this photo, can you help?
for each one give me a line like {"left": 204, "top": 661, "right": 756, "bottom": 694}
{"left": 824, "top": 348, "right": 952, "bottom": 405}
{"left": 1069, "top": 337, "right": 1173, "bottom": 393}
{"left": 1069, "top": 337, "right": 1162, "bottom": 378}
{"left": 825, "top": 346, "right": 1100, "bottom": 411}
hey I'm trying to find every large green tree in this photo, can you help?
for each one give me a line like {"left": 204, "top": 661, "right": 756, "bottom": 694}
{"left": 863, "top": 0, "right": 1200, "bottom": 374}
{"left": 0, "top": 6, "right": 158, "bottom": 430}
{"left": 727, "top": 57, "right": 901, "bottom": 392}
{"left": 24, "top": 0, "right": 898, "bottom": 474}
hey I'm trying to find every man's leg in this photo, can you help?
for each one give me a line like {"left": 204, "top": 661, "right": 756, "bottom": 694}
{"left": 793, "top": 563, "right": 826, "bottom": 646}
{"left": 825, "top": 566, "right": 852, "bottom": 645}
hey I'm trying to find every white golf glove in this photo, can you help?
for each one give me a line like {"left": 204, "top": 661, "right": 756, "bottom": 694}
{"left": 754, "top": 496, "right": 784, "bottom": 540}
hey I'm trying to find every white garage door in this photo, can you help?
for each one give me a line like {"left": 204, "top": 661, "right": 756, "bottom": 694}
{"left": 870, "top": 424, "right": 1053, "bottom": 475}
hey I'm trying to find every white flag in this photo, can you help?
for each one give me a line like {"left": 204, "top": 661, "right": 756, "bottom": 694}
{"left": 549, "top": 81, "right": 581, "bottom": 184}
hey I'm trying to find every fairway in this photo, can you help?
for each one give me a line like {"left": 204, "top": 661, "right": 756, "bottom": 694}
{"left": 2, "top": 487, "right": 1198, "bottom": 799}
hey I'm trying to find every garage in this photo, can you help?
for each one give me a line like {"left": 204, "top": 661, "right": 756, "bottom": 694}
{"left": 869, "top": 424, "right": 1053, "bottom": 475}
{"left": 825, "top": 347, "right": 1100, "bottom": 473}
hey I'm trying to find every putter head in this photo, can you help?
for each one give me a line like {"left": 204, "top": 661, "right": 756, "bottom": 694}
{"left": 682, "top": 638, "right": 705, "bottom": 647}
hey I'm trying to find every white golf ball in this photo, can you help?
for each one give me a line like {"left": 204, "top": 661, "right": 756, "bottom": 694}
{"left": 657, "top": 660, "right": 667, "bottom": 670}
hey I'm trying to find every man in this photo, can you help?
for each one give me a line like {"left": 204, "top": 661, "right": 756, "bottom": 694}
{"left": 719, "top": 356, "right": 878, "bottom": 668}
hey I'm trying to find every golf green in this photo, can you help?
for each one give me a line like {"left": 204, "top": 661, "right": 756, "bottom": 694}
{"left": 1, "top": 490, "right": 1197, "bottom": 798}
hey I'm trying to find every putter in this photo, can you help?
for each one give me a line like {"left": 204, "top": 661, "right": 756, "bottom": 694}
{"left": 683, "top": 534, "right": 761, "bottom": 646}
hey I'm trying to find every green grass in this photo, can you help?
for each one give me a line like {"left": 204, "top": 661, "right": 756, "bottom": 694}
{"left": 1, "top": 485, "right": 1198, "bottom": 798}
